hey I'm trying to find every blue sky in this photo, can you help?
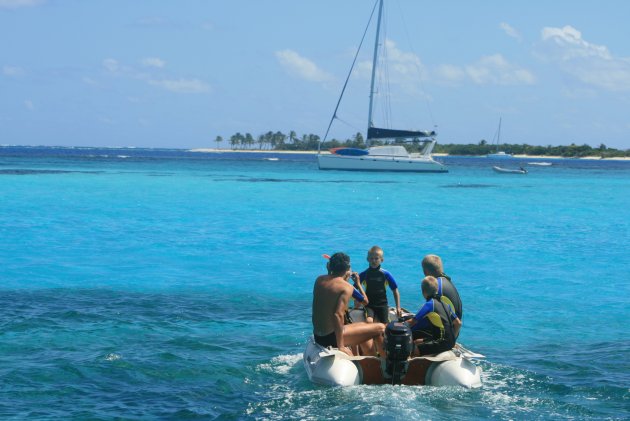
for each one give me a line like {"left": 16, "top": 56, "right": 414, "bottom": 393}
{"left": 2, "top": 0, "right": 629, "bottom": 149}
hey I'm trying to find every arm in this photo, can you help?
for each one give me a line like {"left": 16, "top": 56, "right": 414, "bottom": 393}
{"left": 393, "top": 288, "right": 401, "bottom": 316}
{"left": 406, "top": 302, "right": 429, "bottom": 330}
{"left": 448, "top": 305, "right": 461, "bottom": 337}
{"left": 352, "top": 272, "right": 369, "bottom": 306}
{"left": 351, "top": 288, "right": 367, "bottom": 307}
{"left": 385, "top": 271, "right": 401, "bottom": 315}
{"left": 453, "top": 317, "right": 462, "bottom": 339}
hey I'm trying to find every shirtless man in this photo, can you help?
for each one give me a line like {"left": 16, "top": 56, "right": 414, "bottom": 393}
{"left": 312, "top": 252, "right": 385, "bottom": 356}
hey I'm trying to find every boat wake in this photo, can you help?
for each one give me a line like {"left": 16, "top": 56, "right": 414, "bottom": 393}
{"left": 256, "top": 353, "right": 302, "bottom": 376}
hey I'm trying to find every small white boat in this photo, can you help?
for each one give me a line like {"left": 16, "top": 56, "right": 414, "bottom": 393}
{"left": 492, "top": 166, "right": 527, "bottom": 174}
{"left": 528, "top": 162, "right": 552, "bottom": 166}
{"left": 303, "top": 308, "right": 483, "bottom": 388}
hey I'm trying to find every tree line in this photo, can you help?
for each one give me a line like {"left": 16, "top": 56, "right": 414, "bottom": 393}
{"left": 213, "top": 131, "right": 630, "bottom": 158}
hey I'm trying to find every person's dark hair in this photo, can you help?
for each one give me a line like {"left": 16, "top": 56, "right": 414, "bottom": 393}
{"left": 328, "top": 252, "right": 351, "bottom": 276}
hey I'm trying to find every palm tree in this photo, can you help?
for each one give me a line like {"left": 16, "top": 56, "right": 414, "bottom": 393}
{"left": 230, "top": 133, "right": 241, "bottom": 150}
{"left": 273, "top": 131, "right": 287, "bottom": 149}
{"left": 244, "top": 133, "right": 255, "bottom": 150}
{"left": 353, "top": 132, "right": 364, "bottom": 147}
{"left": 265, "top": 131, "right": 275, "bottom": 150}
{"left": 215, "top": 135, "right": 223, "bottom": 150}
{"left": 289, "top": 130, "right": 297, "bottom": 146}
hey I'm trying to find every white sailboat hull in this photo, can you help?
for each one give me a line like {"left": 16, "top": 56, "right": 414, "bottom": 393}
{"left": 317, "top": 153, "right": 447, "bottom": 172}
{"left": 487, "top": 152, "right": 513, "bottom": 158}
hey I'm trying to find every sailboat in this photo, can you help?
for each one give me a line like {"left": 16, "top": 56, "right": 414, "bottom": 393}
{"left": 316, "top": 0, "right": 447, "bottom": 173}
{"left": 487, "top": 117, "right": 513, "bottom": 158}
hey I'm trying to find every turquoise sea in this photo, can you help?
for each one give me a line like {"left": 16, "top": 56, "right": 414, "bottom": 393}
{"left": 1, "top": 147, "right": 628, "bottom": 420}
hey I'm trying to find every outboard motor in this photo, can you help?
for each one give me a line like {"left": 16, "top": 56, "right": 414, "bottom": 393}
{"left": 384, "top": 321, "right": 414, "bottom": 384}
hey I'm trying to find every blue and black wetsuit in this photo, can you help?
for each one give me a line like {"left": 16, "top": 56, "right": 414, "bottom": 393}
{"left": 437, "top": 276, "right": 462, "bottom": 320}
{"left": 359, "top": 266, "right": 398, "bottom": 323}
{"left": 410, "top": 297, "right": 458, "bottom": 355}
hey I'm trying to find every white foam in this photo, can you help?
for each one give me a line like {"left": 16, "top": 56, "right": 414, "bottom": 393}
{"left": 104, "top": 353, "right": 122, "bottom": 361}
{"left": 256, "top": 353, "right": 302, "bottom": 375}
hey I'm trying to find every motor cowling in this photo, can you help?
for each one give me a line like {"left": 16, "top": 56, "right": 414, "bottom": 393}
{"left": 384, "top": 321, "right": 413, "bottom": 384}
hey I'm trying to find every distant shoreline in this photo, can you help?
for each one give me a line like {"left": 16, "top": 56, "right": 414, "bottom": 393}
{"left": 189, "top": 148, "right": 630, "bottom": 161}
{"left": 190, "top": 148, "right": 327, "bottom": 155}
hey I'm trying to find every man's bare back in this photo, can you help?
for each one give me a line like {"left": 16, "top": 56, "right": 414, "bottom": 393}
{"left": 311, "top": 252, "right": 386, "bottom": 356}
{"left": 312, "top": 274, "right": 353, "bottom": 339}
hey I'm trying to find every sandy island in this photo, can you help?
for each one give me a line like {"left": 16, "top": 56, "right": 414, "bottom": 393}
{"left": 189, "top": 148, "right": 629, "bottom": 161}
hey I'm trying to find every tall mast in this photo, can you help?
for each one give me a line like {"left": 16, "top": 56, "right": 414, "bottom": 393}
{"left": 497, "top": 117, "right": 502, "bottom": 152}
{"left": 367, "top": 0, "right": 384, "bottom": 147}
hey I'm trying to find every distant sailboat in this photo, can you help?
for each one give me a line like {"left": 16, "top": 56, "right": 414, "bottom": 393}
{"left": 316, "top": 0, "right": 446, "bottom": 173}
{"left": 487, "top": 117, "right": 513, "bottom": 159}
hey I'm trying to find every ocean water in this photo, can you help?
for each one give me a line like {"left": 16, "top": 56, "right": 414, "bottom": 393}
{"left": 1, "top": 147, "right": 628, "bottom": 420}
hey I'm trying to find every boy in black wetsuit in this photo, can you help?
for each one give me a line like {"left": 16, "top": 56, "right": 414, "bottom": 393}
{"left": 406, "top": 276, "right": 461, "bottom": 355}
{"left": 421, "top": 254, "right": 463, "bottom": 321}
{"left": 358, "top": 245, "right": 401, "bottom": 324}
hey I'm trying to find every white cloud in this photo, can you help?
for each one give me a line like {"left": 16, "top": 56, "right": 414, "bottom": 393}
{"left": 82, "top": 77, "right": 97, "bottom": 85}
{"left": 275, "top": 49, "right": 334, "bottom": 83}
{"left": 355, "top": 40, "right": 427, "bottom": 79}
{"left": 433, "top": 64, "right": 466, "bottom": 85}
{"left": 141, "top": 57, "right": 165, "bottom": 68}
{"left": 0, "top": 0, "right": 44, "bottom": 9}
{"left": 541, "top": 26, "right": 610, "bottom": 60}
{"left": 135, "top": 17, "right": 167, "bottom": 27}
{"left": 148, "top": 78, "right": 211, "bottom": 94}
{"left": 103, "top": 58, "right": 120, "bottom": 73}
{"left": 433, "top": 54, "right": 535, "bottom": 86}
{"left": 500, "top": 22, "right": 522, "bottom": 41}
{"left": 24, "top": 100, "right": 34, "bottom": 110}
{"left": 3, "top": 65, "right": 24, "bottom": 76}
{"left": 466, "top": 54, "right": 536, "bottom": 85}
{"left": 540, "top": 25, "right": 630, "bottom": 91}
{"left": 103, "top": 58, "right": 210, "bottom": 93}
{"left": 383, "top": 39, "right": 427, "bottom": 80}
{"left": 352, "top": 39, "right": 429, "bottom": 96}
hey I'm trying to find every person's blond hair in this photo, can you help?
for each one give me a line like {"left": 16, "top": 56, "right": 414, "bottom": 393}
{"left": 421, "top": 254, "right": 443, "bottom": 276}
{"left": 368, "top": 245, "right": 383, "bottom": 256}
{"left": 421, "top": 276, "right": 438, "bottom": 297}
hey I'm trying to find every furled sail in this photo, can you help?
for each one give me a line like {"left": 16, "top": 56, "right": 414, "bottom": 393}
{"left": 367, "top": 127, "right": 436, "bottom": 140}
